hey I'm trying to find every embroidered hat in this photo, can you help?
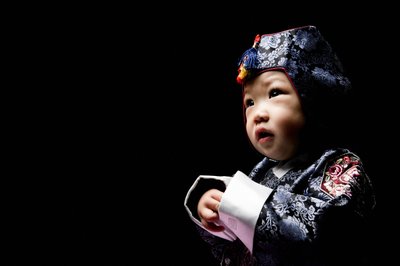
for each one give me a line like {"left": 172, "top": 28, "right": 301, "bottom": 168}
{"left": 236, "top": 25, "right": 352, "bottom": 107}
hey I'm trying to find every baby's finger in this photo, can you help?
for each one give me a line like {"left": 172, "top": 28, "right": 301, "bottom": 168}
{"left": 200, "top": 207, "right": 219, "bottom": 221}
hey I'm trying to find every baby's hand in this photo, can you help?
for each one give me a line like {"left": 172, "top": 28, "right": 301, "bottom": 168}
{"left": 197, "top": 189, "right": 224, "bottom": 232}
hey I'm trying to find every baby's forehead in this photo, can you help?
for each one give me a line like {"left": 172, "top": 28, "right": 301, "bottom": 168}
{"left": 243, "top": 71, "right": 293, "bottom": 92}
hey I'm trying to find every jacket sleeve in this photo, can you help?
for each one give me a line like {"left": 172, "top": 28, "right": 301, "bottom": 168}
{"left": 217, "top": 171, "right": 273, "bottom": 253}
{"left": 183, "top": 174, "right": 238, "bottom": 241}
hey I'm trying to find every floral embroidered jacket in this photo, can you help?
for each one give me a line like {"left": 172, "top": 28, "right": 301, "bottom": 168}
{"left": 185, "top": 148, "right": 376, "bottom": 266}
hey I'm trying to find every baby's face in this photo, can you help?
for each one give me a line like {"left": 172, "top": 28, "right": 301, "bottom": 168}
{"left": 243, "top": 70, "right": 305, "bottom": 161}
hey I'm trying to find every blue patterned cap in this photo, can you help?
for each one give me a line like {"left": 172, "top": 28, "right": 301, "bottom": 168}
{"left": 236, "top": 25, "right": 352, "bottom": 104}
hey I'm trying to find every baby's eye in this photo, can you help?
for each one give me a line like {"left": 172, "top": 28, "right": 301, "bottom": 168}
{"left": 244, "top": 99, "right": 254, "bottom": 108}
{"left": 269, "top": 88, "right": 282, "bottom": 98}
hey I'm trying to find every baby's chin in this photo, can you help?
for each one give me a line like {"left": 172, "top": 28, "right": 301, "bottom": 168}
{"left": 260, "top": 149, "right": 297, "bottom": 162}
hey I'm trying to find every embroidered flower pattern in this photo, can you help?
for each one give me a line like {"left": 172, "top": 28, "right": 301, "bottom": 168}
{"left": 321, "top": 155, "right": 360, "bottom": 198}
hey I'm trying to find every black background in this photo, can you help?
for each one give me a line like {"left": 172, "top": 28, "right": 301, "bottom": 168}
{"left": 7, "top": 3, "right": 397, "bottom": 265}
